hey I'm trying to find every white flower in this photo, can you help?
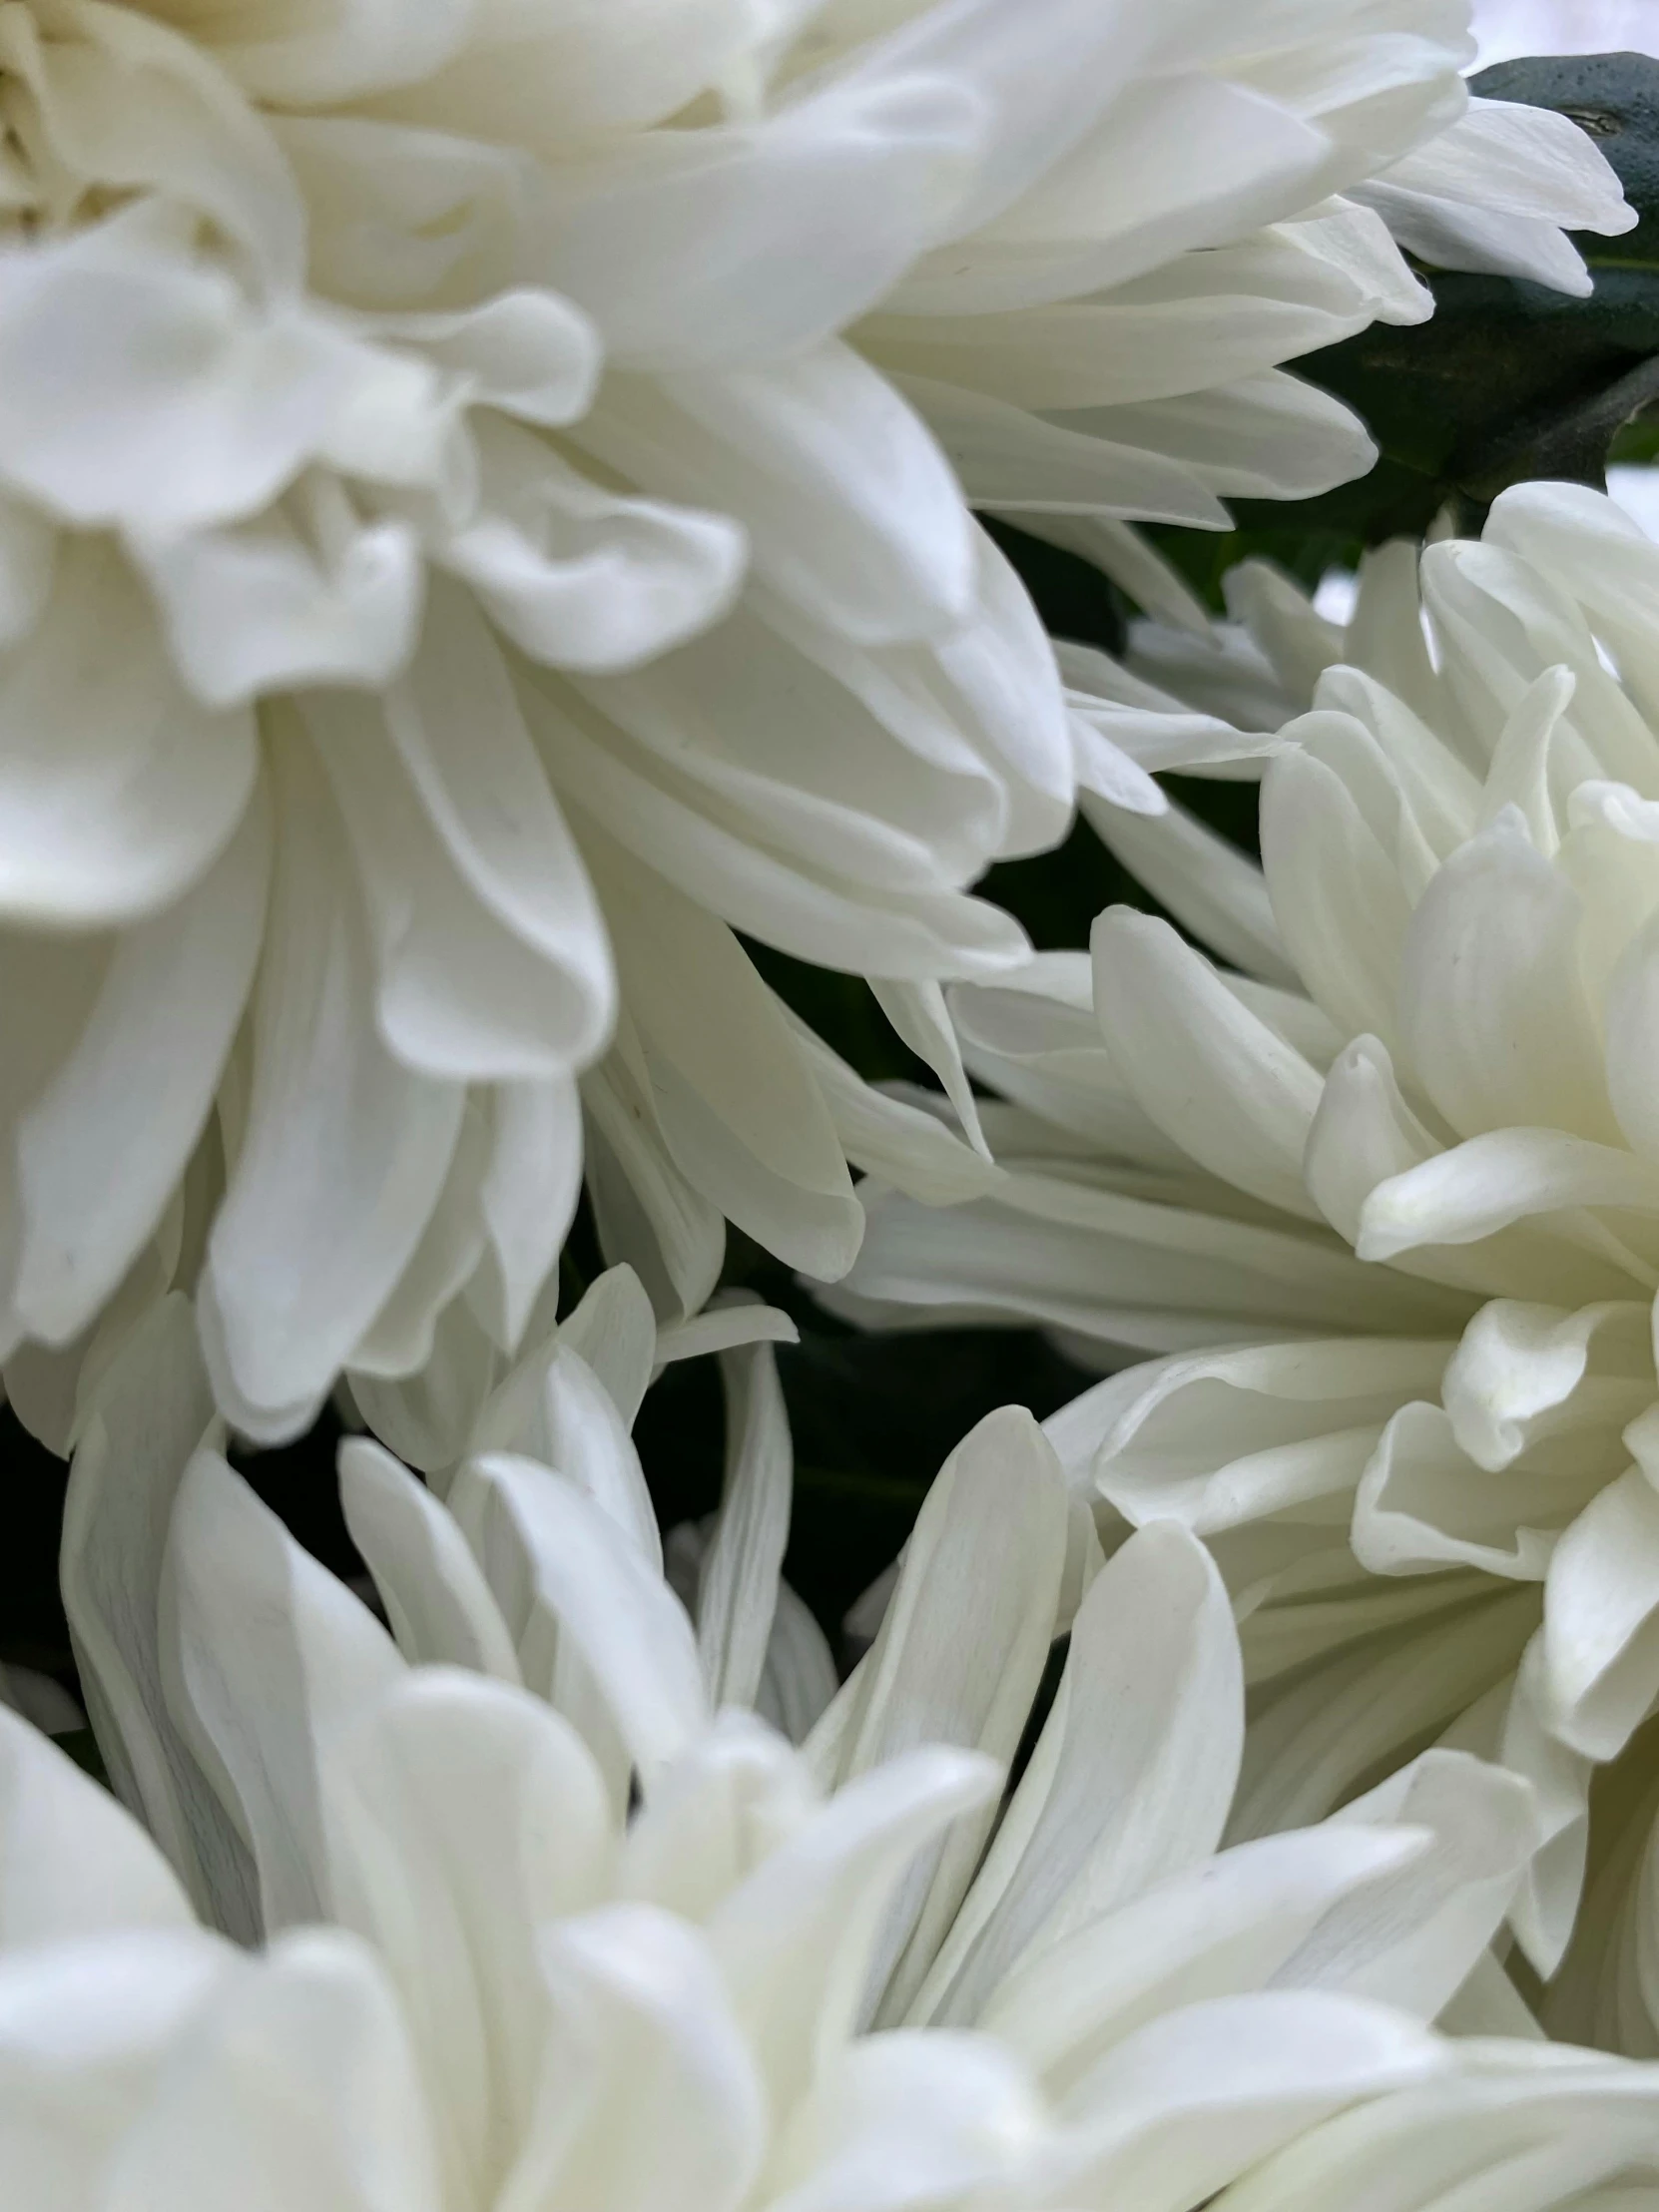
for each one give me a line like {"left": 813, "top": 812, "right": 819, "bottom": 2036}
{"left": 831, "top": 480, "right": 1659, "bottom": 2029}
{"left": 0, "top": 0, "right": 1627, "bottom": 1445}
{"left": 7, "top": 1283, "right": 1655, "bottom": 2210}
{"left": 1473, "top": 2, "right": 1659, "bottom": 67}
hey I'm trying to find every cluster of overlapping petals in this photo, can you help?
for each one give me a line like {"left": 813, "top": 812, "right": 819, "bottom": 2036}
{"left": 13, "top": 0, "right": 1659, "bottom": 2195}
{"left": 0, "top": 0, "right": 1631, "bottom": 1450}
{"left": 833, "top": 481, "right": 1659, "bottom": 2048}
{"left": 10, "top": 1285, "right": 1659, "bottom": 2210}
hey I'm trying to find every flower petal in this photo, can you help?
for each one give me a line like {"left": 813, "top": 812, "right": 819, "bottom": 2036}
{"left": 585, "top": 344, "right": 974, "bottom": 647}
{"left": 60, "top": 1299, "right": 258, "bottom": 1939}
{"left": 0, "top": 538, "right": 257, "bottom": 926}
{"left": 318, "top": 1668, "right": 612, "bottom": 2207}
{"left": 1092, "top": 908, "right": 1325, "bottom": 1218}
{"left": 1041, "top": 1989, "right": 1441, "bottom": 2212}
{"left": 1292, "top": 1748, "right": 1539, "bottom": 2020}
{"left": 13, "top": 784, "right": 271, "bottom": 1346}
{"left": 101, "top": 1927, "right": 443, "bottom": 2212}
{"left": 809, "top": 1405, "right": 1069, "bottom": 2019}
{"left": 336, "top": 1438, "right": 522, "bottom": 1683}
{"left": 163, "top": 1449, "right": 405, "bottom": 1932}
{"left": 508, "top": 1905, "right": 765, "bottom": 2212}
{"left": 696, "top": 1338, "right": 794, "bottom": 1714}
{"left": 200, "top": 733, "right": 466, "bottom": 1440}
{"left": 706, "top": 1744, "right": 997, "bottom": 2120}
{"left": 979, "top": 1823, "right": 1425, "bottom": 2096}
{"left": 0, "top": 1704, "right": 194, "bottom": 1949}
{"left": 439, "top": 413, "right": 746, "bottom": 675}
{"left": 1537, "top": 1455, "right": 1659, "bottom": 1762}
{"left": 451, "top": 1453, "right": 707, "bottom": 1786}
{"left": 1398, "top": 812, "right": 1617, "bottom": 1143}
{"left": 918, "top": 1522, "right": 1242, "bottom": 2026}
{"left": 523, "top": 74, "right": 985, "bottom": 369}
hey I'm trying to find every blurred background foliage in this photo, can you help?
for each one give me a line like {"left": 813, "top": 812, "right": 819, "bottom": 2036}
{"left": 12, "top": 53, "right": 1659, "bottom": 1723}
{"left": 1152, "top": 54, "right": 1659, "bottom": 589}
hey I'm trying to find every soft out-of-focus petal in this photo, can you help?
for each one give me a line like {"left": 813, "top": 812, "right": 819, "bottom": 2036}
{"left": 437, "top": 414, "right": 747, "bottom": 676}
{"left": 130, "top": 502, "right": 424, "bottom": 707}
{"left": 0, "top": 1925, "right": 242, "bottom": 2207}
{"left": 175, "top": 0, "right": 475, "bottom": 106}
{"left": 584, "top": 345, "right": 976, "bottom": 648}
{"left": 764, "top": 2025, "right": 1044, "bottom": 2212}
{"left": 706, "top": 1745, "right": 997, "bottom": 2119}
{"left": 0, "top": 538, "right": 257, "bottom": 928}
{"left": 13, "top": 788, "right": 270, "bottom": 1348}
{"left": 0, "top": 1704, "right": 195, "bottom": 1950}
{"left": 617, "top": 1709, "right": 817, "bottom": 1926}
{"left": 356, "top": 0, "right": 778, "bottom": 140}
{"left": 1211, "top": 2052, "right": 1659, "bottom": 2212}
{"left": 100, "top": 1925, "right": 445, "bottom": 2212}
{"left": 1037, "top": 1989, "right": 1443, "bottom": 2212}
{"left": 200, "top": 734, "right": 467, "bottom": 1441}
{"left": 0, "top": 208, "right": 440, "bottom": 534}
{"left": 319, "top": 1668, "right": 611, "bottom": 2206}
{"left": 510, "top": 1905, "right": 767, "bottom": 2212}
{"left": 523, "top": 74, "right": 987, "bottom": 371}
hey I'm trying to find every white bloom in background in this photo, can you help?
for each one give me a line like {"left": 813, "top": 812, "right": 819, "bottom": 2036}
{"left": 832, "top": 482, "right": 1659, "bottom": 2035}
{"left": 0, "top": 0, "right": 1629, "bottom": 1445}
{"left": 1609, "top": 466, "right": 1659, "bottom": 543}
{"left": 1473, "top": 0, "right": 1659, "bottom": 66}
{"left": 8, "top": 1286, "right": 1657, "bottom": 2210}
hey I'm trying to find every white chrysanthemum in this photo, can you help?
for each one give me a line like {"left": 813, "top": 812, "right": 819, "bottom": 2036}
{"left": 0, "top": 0, "right": 1627, "bottom": 1445}
{"left": 8, "top": 1286, "right": 1657, "bottom": 2210}
{"left": 830, "top": 481, "right": 1659, "bottom": 2024}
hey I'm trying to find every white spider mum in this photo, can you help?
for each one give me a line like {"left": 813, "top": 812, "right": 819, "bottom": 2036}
{"left": 8, "top": 1287, "right": 1659, "bottom": 2211}
{"left": 832, "top": 482, "right": 1659, "bottom": 2023}
{"left": 0, "top": 0, "right": 1627, "bottom": 1447}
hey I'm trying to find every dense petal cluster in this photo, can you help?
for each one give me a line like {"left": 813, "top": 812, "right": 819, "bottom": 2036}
{"left": 8, "top": 0, "right": 1659, "bottom": 2189}
{"left": 0, "top": 0, "right": 1629, "bottom": 1445}
{"left": 833, "top": 482, "right": 1659, "bottom": 2038}
{"left": 10, "top": 1289, "right": 1659, "bottom": 2209}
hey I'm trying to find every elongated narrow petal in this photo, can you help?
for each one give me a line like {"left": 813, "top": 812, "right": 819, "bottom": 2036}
{"left": 918, "top": 1523, "right": 1242, "bottom": 2026}
{"left": 454, "top": 1453, "right": 708, "bottom": 1784}
{"left": 808, "top": 1407, "right": 1070, "bottom": 2019}
{"left": 696, "top": 1338, "right": 794, "bottom": 1714}
{"left": 163, "top": 1450, "right": 405, "bottom": 1931}
{"left": 337, "top": 1439, "right": 523, "bottom": 1683}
